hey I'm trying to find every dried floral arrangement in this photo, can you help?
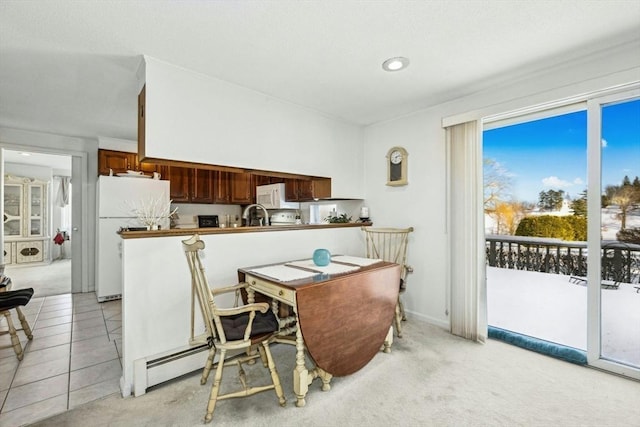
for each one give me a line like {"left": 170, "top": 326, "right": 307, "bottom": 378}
{"left": 127, "top": 195, "right": 178, "bottom": 229}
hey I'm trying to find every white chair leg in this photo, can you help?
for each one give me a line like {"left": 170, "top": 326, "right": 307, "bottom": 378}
{"left": 394, "top": 302, "right": 403, "bottom": 338}
{"left": 204, "top": 348, "right": 226, "bottom": 423}
{"left": 3, "top": 310, "right": 24, "bottom": 360}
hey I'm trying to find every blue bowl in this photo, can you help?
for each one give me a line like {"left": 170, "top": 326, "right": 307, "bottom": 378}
{"left": 313, "top": 249, "right": 331, "bottom": 267}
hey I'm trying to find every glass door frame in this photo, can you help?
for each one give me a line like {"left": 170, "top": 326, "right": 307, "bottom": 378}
{"left": 586, "top": 88, "right": 640, "bottom": 379}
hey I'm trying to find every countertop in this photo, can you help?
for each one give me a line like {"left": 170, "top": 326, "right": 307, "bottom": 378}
{"left": 119, "top": 221, "right": 372, "bottom": 239}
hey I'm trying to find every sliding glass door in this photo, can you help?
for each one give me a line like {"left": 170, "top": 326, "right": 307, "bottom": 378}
{"left": 484, "top": 88, "right": 639, "bottom": 379}
{"left": 587, "top": 93, "right": 640, "bottom": 377}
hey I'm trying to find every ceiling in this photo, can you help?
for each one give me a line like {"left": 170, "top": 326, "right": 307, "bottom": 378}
{"left": 1, "top": 1, "right": 639, "bottom": 143}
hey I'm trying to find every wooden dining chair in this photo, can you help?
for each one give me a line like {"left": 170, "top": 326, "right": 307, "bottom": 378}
{"left": 0, "top": 277, "right": 34, "bottom": 360}
{"left": 182, "top": 234, "right": 286, "bottom": 423}
{"left": 362, "top": 226, "right": 414, "bottom": 338}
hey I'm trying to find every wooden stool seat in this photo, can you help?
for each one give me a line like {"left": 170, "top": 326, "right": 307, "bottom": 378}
{"left": 0, "top": 286, "right": 34, "bottom": 360}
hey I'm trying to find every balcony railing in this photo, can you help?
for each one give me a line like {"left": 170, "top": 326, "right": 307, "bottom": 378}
{"left": 486, "top": 235, "right": 640, "bottom": 284}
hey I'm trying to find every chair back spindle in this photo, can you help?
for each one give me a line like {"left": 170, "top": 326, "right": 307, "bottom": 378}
{"left": 362, "top": 226, "right": 414, "bottom": 338}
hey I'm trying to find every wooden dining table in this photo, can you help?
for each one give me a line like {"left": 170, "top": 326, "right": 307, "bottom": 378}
{"left": 238, "top": 256, "right": 401, "bottom": 407}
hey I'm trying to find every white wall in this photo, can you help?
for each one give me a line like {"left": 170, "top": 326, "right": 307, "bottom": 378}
{"left": 142, "top": 56, "right": 365, "bottom": 199}
{"left": 363, "top": 39, "right": 640, "bottom": 328}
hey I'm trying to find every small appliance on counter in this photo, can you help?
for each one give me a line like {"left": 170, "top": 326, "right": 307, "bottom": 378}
{"left": 197, "top": 215, "right": 219, "bottom": 228}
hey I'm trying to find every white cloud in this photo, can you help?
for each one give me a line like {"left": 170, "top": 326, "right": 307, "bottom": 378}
{"left": 542, "top": 176, "right": 573, "bottom": 188}
{"left": 602, "top": 138, "right": 608, "bottom": 148}
{"left": 573, "top": 177, "right": 584, "bottom": 185}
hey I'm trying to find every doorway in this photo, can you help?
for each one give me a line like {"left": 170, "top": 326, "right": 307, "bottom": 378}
{"left": 1, "top": 149, "right": 74, "bottom": 296}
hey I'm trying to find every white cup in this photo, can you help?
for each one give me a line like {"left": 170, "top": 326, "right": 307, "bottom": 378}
{"left": 153, "top": 172, "right": 161, "bottom": 180}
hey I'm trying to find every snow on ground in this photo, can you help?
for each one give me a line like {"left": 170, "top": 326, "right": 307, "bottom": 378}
{"left": 487, "top": 266, "right": 640, "bottom": 367}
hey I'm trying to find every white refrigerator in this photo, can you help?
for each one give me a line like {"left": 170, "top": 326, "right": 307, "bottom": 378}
{"left": 96, "top": 175, "right": 171, "bottom": 302}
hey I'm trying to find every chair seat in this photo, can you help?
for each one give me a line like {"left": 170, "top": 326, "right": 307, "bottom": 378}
{"left": 0, "top": 288, "right": 34, "bottom": 310}
{"left": 221, "top": 310, "right": 279, "bottom": 341}
{"left": 0, "top": 287, "right": 34, "bottom": 361}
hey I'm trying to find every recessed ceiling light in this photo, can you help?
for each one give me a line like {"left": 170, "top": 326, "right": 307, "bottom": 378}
{"left": 19, "top": 152, "right": 31, "bottom": 156}
{"left": 382, "top": 57, "right": 409, "bottom": 72}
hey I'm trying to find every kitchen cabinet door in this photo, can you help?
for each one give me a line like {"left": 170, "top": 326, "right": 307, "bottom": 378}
{"left": 284, "top": 179, "right": 298, "bottom": 201}
{"left": 137, "top": 161, "right": 160, "bottom": 174}
{"left": 213, "top": 171, "right": 231, "bottom": 204}
{"left": 230, "top": 173, "right": 252, "bottom": 204}
{"left": 286, "top": 178, "right": 331, "bottom": 201}
{"left": 192, "top": 169, "right": 215, "bottom": 203}
{"left": 166, "top": 166, "right": 190, "bottom": 202}
{"left": 253, "top": 175, "right": 272, "bottom": 187}
{"left": 98, "top": 149, "right": 137, "bottom": 175}
{"left": 299, "top": 178, "right": 331, "bottom": 200}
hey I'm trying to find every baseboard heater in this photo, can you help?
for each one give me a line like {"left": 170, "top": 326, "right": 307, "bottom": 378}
{"left": 97, "top": 293, "right": 122, "bottom": 303}
{"left": 131, "top": 343, "right": 248, "bottom": 397}
{"left": 133, "top": 343, "right": 209, "bottom": 397}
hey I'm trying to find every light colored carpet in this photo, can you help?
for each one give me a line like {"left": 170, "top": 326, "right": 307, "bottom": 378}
{"left": 3, "top": 259, "right": 71, "bottom": 297}
{"left": 29, "top": 320, "right": 639, "bottom": 427}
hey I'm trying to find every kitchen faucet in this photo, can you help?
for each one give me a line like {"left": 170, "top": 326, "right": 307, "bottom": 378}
{"left": 241, "top": 204, "right": 269, "bottom": 226}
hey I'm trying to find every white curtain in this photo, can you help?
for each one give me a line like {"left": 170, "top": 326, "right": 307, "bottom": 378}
{"left": 446, "top": 121, "right": 487, "bottom": 342}
{"left": 55, "top": 176, "right": 70, "bottom": 207}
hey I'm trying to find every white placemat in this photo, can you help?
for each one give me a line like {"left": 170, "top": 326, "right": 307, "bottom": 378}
{"left": 286, "top": 259, "right": 360, "bottom": 275}
{"left": 331, "top": 255, "right": 383, "bottom": 266}
{"left": 248, "top": 265, "right": 318, "bottom": 282}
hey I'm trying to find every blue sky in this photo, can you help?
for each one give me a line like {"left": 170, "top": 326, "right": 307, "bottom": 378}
{"left": 483, "top": 99, "right": 640, "bottom": 204}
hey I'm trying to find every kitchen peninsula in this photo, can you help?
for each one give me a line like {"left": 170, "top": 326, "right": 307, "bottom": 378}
{"left": 118, "top": 222, "right": 372, "bottom": 398}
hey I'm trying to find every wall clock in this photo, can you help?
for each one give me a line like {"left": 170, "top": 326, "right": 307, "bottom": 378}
{"left": 386, "top": 146, "right": 408, "bottom": 186}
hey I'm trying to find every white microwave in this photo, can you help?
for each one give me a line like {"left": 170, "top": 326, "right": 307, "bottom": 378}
{"left": 256, "top": 183, "right": 300, "bottom": 209}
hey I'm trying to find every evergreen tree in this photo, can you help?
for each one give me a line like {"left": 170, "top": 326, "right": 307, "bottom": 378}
{"left": 538, "top": 189, "right": 565, "bottom": 211}
{"left": 571, "top": 190, "right": 587, "bottom": 217}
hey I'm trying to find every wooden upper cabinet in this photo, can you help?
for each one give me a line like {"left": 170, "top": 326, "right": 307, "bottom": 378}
{"left": 230, "top": 173, "right": 252, "bottom": 204}
{"left": 165, "top": 167, "right": 214, "bottom": 204}
{"left": 138, "top": 161, "right": 159, "bottom": 174}
{"left": 285, "top": 178, "right": 331, "bottom": 201}
{"left": 213, "top": 171, "right": 231, "bottom": 204}
{"left": 98, "top": 149, "right": 163, "bottom": 176}
{"left": 213, "top": 172, "right": 252, "bottom": 204}
{"left": 253, "top": 175, "right": 272, "bottom": 187}
{"left": 192, "top": 169, "right": 215, "bottom": 203}
{"left": 165, "top": 166, "right": 190, "bottom": 203}
{"left": 284, "top": 179, "right": 298, "bottom": 201}
{"left": 98, "top": 149, "right": 137, "bottom": 175}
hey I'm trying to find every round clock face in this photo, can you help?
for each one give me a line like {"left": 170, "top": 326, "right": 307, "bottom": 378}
{"left": 390, "top": 150, "right": 403, "bottom": 164}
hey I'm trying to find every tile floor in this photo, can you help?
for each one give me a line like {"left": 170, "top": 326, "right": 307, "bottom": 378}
{"left": 0, "top": 293, "right": 122, "bottom": 427}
